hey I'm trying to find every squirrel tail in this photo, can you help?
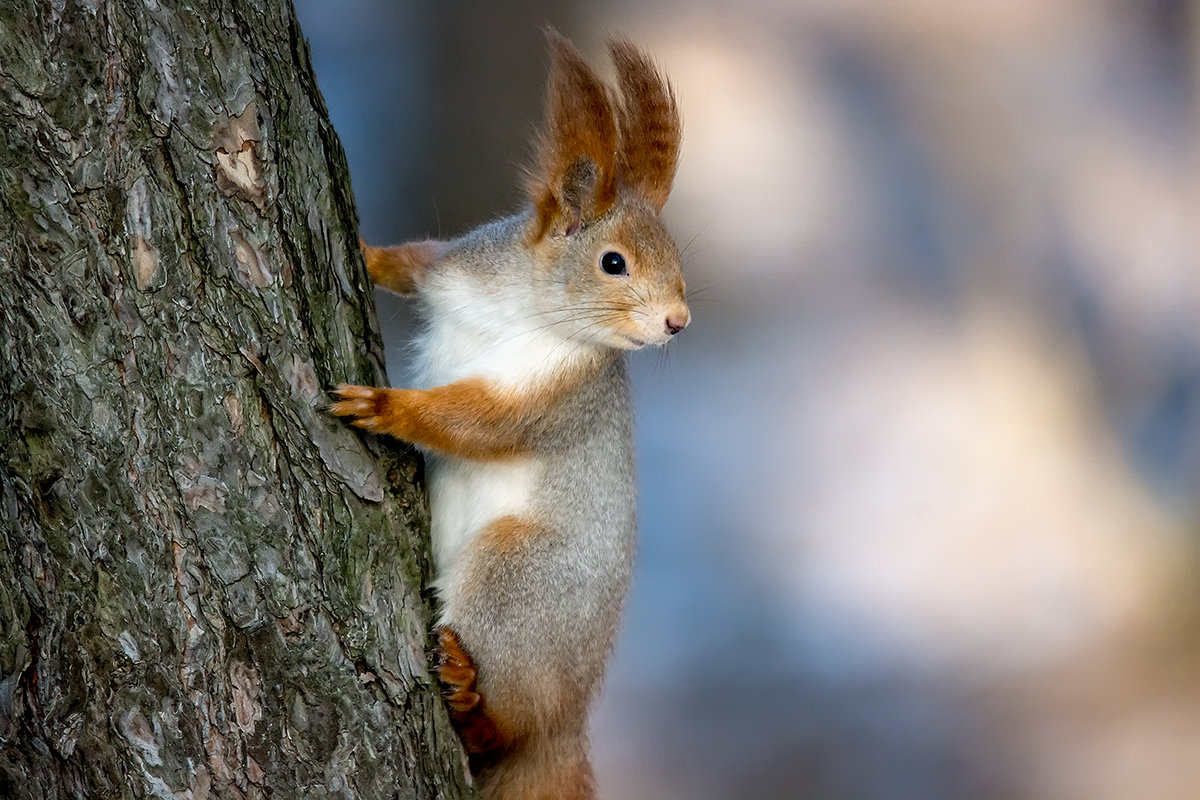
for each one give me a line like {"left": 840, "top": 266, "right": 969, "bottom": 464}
{"left": 474, "top": 730, "right": 595, "bottom": 800}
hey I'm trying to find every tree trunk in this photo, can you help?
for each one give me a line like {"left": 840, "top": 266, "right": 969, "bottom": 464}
{"left": 0, "top": 1, "right": 471, "bottom": 797}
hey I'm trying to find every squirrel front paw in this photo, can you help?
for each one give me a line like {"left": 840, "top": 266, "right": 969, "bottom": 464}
{"left": 329, "top": 384, "right": 407, "bottom": 434}
{"left": 433, "top": 626, "right": 503, "bottom": 754}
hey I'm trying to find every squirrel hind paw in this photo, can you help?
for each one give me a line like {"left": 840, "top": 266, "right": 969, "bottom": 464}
{"left": 433, "top": 626, "right": 479, "bottom": 703}
{"left": 433, "top": 626, "right": 505, "bottom": 754}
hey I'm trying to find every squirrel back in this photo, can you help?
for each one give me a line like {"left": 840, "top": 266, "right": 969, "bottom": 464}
{"left": 334, "top": 29, "right": 685, "bottom": 800}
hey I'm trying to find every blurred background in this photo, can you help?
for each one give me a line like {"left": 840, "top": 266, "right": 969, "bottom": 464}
{"left": 293, "top": 1, "right": 1200, "bottom": 797}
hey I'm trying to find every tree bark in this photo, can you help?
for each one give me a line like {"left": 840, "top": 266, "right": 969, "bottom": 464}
{"left": 0, "top": 1, "right": 471, "bottom": 797}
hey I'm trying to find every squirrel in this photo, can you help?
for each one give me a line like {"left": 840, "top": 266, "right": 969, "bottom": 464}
{"left": 331, "top": 29, "right": 686, "bottom": 800}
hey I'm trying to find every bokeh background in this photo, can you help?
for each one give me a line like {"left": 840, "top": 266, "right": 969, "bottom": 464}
{"left": 293, "top": 2, "right": 1200, "bottom": 797}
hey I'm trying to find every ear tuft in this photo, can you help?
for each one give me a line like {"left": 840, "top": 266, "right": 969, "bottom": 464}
{"left": 525, "top": 28, "right": 619, "bottom": 242}
{"left": 609, "top": 38, "right": 681, "bottom": 213}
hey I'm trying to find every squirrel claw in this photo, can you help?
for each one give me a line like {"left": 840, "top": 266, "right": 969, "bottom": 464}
{"left": 432, "top": 626, "right": 503, "bottom": 753}
{"left": 329, "top": 384, "right": 392, "bottom": 432}
{"left": 433, "top": 626, "right": 479, "bottom": 708}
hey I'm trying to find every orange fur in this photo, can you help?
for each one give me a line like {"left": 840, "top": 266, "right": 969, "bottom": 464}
{"left": 476, "top": 513, "right": 546, "bottom": 555}
{"left": 526, "top": 29, "right": 619, "bottom": 242}
{"left": 609, "top": 38, "right": 681, "bottom": 212}
{"left": 435, "top": 515, "right": 598, "bottom": 800}
{"left": 434, "top": 627, "right": 504, "bottom": 754}
{"left": 339, "top": 33, "right": 685, "bottom": 800}
{"left": 360, "top": 238, "right": 444, "bottom": 295}
{"left": 330, "top": 357, "right": 599, "bottom": 459}
{"left": 476, "top": 737, "right": 594, "bottom": 800}
{"left": 523, "top": 30, "right": 683, "bottom": 245}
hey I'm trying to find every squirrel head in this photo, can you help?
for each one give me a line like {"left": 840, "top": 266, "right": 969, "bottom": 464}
{"left": 524, "top": 30, "right": 688, "bottom": 350}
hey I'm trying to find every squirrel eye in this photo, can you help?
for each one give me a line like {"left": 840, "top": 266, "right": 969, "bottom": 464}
{"left": 601, "top": 251, "right": 628, "bottom": 276}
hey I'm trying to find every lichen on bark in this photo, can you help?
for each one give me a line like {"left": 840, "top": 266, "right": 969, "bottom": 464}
{"left": 0, "top": 1, "right": 470, "bottom": 797}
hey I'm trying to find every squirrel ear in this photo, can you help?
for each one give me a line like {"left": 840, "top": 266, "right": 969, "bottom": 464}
{"left": 609, "top": 38, "right": 681, "bottom": 213}
{"left": 526, "top": 28, "right": 619, "bottom": 242}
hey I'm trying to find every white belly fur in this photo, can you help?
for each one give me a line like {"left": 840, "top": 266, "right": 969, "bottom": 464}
{"left": 415, "top": 278, "right": 576, "bottom": 389}
{"left": 426, "top": 454, "right": 540, "bottom": 596}
{"left": 415, "top": 275, "right": 585, "bottom": 619}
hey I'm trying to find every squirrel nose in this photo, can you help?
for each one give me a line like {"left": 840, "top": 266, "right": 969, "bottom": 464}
{"left": 664, "top": 309, "right": 689, "bottom": 336}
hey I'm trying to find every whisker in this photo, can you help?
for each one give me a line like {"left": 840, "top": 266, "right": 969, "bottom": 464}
{"left": 685, "top": 283, "right": 726, "bottom": 308}
{"left": 681, "top": 245, "right": 716, "bottom": 268}
{"left": 485, "top": 305, "right": 629, "bottom": 350}
{"left": 620, "top": 280, "right": 650, "bottom": 308}
{"left": 539, "top": 315, "right": 622, "bottom": 365}
{"left": 679, "top": 219, "right": 713, "bottom": 260}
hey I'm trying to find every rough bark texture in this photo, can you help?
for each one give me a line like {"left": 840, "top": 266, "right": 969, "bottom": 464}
{"left": 0, "top": 1, "right": 472, "bottom": 797}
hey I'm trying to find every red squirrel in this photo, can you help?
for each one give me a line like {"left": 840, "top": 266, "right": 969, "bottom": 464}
{"left": 331, "top": 30, "right": 686, "bottom": 800}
